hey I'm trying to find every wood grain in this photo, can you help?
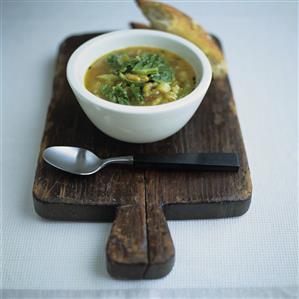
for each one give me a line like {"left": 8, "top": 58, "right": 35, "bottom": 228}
{"left": 32, "top": 32, "right": 252, "bottom": 279}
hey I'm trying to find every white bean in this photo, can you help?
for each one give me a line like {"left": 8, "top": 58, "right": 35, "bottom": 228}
{"left": 157, "top": 82, "right": 171, "bottom": 93}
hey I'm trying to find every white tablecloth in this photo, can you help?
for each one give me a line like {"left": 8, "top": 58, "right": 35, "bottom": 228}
{"left": 2, "top": 1, "right": 298, "bottom": 298}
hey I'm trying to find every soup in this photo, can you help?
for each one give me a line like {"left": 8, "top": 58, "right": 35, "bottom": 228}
{"left": 84, "top": 47, "right": 196, "bottom": 106}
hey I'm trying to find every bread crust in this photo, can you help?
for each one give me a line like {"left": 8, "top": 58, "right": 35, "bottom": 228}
{"left": 135, "top": 0, "right": 227, "bottom": 78}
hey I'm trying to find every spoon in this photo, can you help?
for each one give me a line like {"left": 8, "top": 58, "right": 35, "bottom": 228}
{"left": 43, "top": 146, "right": 240, "bottom": 175}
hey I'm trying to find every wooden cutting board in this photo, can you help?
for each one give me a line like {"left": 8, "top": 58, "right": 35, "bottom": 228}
{"left": 32, "top": 32, "right": 252, "bottom": 280}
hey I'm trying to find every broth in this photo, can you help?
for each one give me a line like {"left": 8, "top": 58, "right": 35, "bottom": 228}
{"left": 84, "top": 47, "right": 196, "bottom": 106}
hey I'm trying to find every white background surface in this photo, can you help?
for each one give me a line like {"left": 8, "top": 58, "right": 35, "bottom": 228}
{"left": 1, "top": 1, "right": 298, "bottom": 298}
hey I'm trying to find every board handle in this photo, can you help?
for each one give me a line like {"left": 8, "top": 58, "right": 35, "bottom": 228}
{"left": 143, "top": 202, "right": 175, "bottom": 279}
{"left": 106, "top": 201, "right": 175, "bottom": 279}
{"left": 134, "top": 153, "right": 240, "bottom": 171}
{"left": 106, "top": 203, "right": 148, "bottom": 279}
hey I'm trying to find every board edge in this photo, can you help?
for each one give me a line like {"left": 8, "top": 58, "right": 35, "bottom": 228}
{"left": 33, "top": 193, "right": 117, "bottom": 222}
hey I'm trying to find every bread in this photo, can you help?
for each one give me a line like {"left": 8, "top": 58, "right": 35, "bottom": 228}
{"left": 135, "top": 0, "right": 227, "bottom": 78}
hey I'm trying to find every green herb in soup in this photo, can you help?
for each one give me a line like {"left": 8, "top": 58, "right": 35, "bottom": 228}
{"left": 84, "top": 47, "right": 196, "bottom": 106}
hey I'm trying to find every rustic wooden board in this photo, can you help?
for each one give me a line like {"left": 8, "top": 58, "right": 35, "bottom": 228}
{"left": 33, "top": 32, "right": 252, "bottom": 280}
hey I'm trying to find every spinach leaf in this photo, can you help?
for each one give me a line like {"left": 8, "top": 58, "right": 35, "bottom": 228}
{"left": 107, "top": 52, "right": 173, "bottom": 82}
{"left": 129, "top": 83, "right": 144, "bottom": 102}
{"left": 132, "top": 53, "right": 173, "bottom": 82}
{"left": 132, "top": 53, "right": 162, "bottom": 75}
{"left": 119, "top": 58, "right": 139, "bottom": 73}
{"left": 151, "top": 64, "right": 173, "bottom": 83}
{"left": 100, "top": 84, "right": 113, "bottom": 99}
{"left": 106, "top": 54, "right": 121, "bottom": 69}
{"left": 100, "top": 83, "right": 129, "bottom": 105}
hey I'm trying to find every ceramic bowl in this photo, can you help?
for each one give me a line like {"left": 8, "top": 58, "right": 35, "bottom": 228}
{"left": 67, "top": 29, "right": 212, "bottom": 143}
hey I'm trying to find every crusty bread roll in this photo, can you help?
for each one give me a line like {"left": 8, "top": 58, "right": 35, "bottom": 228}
{"left": 135, "top": 0, "right": 227, "bottom": 78}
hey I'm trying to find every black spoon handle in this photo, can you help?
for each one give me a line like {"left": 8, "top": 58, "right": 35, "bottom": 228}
{"left": 133, "top": 153, "right": 240, "bottom": 171}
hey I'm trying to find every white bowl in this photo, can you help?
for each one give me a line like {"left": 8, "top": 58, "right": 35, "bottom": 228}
{"left": 67, "top": 30, "right": 212, "bottom": 143}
